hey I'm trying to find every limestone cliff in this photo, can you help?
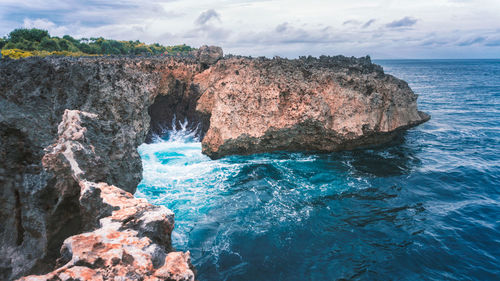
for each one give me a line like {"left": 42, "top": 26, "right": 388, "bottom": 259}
{"left": 196, "top": 55, "right": 429, "bottom": 158}
{"left": 0, "top": 56, "right": 201, "bottom": 280}
{"left": 0, "top": 48, "right": 428, "bottom": 280}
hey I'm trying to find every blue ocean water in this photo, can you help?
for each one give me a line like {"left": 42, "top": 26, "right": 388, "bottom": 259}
{"left": 135, "top": 60, "right": 500, "bottom": 281}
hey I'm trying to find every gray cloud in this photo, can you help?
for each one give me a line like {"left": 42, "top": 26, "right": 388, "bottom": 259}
{"left": 420, "top": 39, "right": 449, "bottom": 47}
{"left": 275, "top": 22, "right": 288, "bottom": 32}
{"left": 0, "top": 0, "right": 498, "bottom": 59}
{"left": 386, "top": 17, "right": 417, "bottom": 28}
{"left": 343, "top": 19, "right": 360, "bottom": 25}
{"left": 185, "top": 9, "right": 229, "bottom": 45}
{"left": 232, "top": 23, "right": 347, "bottom": 46}
{"left": 485, "top": 36, "right": 500, "bottom": 47}
{"left": 195, "top": 9, "right": 220, "bottom": 25}
{"left": 362, "top": 19, "right": 376, "bottom": 28}
{"left": 458, "top": 36, "right": 485, "bottom": 46}
{"left": 485, "top": 41, "right": 500, "bottom": 46}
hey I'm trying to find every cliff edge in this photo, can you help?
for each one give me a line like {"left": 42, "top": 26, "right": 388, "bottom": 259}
{"left": 196, "top": 55, "right": 429, "bottom": 158}
{"left": 0, "top": 47, "right": 428, "bottom": 280}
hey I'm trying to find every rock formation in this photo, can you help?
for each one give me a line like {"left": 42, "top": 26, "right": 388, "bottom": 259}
{"left": 0, "top": 48, "right": 428, "bottom": 280}
{"left": 193, "top": 45, "right": 223, "bottom": 69}
{"left": 0, "top": 56, "right": 200, "bottom": 280}
{"left": 196, "top": 55, "right": 429, "bottom": 158}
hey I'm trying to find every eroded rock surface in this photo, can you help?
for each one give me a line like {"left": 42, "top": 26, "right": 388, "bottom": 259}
{"left": 0, "top": 51, "right": 427, "bottom": 280}
{"left": 18, "top": 110, "right": 195, "bottom": 281}
{"left": 0, "top": 57, "right": 199, "bottom": 280}
{"left": 193, "top": 45, "right": 223, "bottom": 69}
{"left": 196, "top": 56, "right": 429, "bottom": 158}
{"left": 19, "top": 181, "right": 194, "bottom": 281}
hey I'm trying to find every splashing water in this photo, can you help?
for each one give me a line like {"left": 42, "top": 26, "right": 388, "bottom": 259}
{"left": 136, "top": 60, "right": 500, "bottom": 281}
{"left": 151, "top": 116, "right": 201, "bottom": 143}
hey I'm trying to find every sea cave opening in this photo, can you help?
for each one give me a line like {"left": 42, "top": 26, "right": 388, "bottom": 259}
{"left": 145, "top": 79, "right": 210, "bottom": 143}
{"left": 134, "top": 61, "right": 496, "bottom": 281}
{"left": 137, "top": 92, "right": 428, "bottom": 280}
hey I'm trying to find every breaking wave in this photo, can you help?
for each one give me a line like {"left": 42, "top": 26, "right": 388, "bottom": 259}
{"left": 136, "top": 60, "right": 500, "bottom": 281}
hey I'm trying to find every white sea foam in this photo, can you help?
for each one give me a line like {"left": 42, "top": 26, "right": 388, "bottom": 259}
{"left": 135, "top": 120, "right": 352, "bottom": 255}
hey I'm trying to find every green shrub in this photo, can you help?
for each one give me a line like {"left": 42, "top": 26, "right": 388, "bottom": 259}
{"left": 1, "top": 48, "right": 100, "bottom": 59}
{"left": 39, "top": 37, "right": 60, "bottom": 52}
{"left": 8, "top": 28, "right": 49, "bottom": 43}
{"left": 1, "top": 28, "right": 196, "bottom": 57}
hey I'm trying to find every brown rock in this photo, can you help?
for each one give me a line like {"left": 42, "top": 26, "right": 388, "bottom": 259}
{"left": 0, "top": 57, "right": 198, "bottom": 280}
{"left": 154, "top": 252, "right": 195, "bottom": 281}
{"left": 0, "top": 51, "right": 427, "bottom": 280}
{"left": 196, "top": 56, "right": 429, "bottom": 158}
{"left": 194, "top": 45, "right": 223, "bottom": 68}
{"left": 15, "top": 110, "right": 192, "bottom": 281}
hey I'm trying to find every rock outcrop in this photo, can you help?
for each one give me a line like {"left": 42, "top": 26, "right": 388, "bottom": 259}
{"left": 0, "top": 49, "right": 428, "bottom": 280}
{"left": 193, "top": 45, "right": 223, "bottom": 69}
{"left": 0, "top": 56, "right": 199, "bottom": 280}
{"left": 196, "top": 55, "right": 429, "bottom": 158}
{"left": 16, "top": 109, "right": 195, "bottom": 281}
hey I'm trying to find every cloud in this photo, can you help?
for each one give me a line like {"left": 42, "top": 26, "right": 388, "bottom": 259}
{"left": 342, "top": 19, "right": 375, "bottom": 28}
{"left": 485, "top": 36, "right": 500, "bottom": 46}
{"left": 343, "top": 19, "right": 360, "bottom": 25}
{"left": 195, "top": 9, "right": 220, "bottom": 25}
{"left": 184, "top": 24, "right": 231, "bottom": 42}
{"left": 232, "top": 23, "right": 348, "bottom": 46}
{"left": 275, "top": 22, "right": 288, "bottom": 32}
{"left": 1, "top": 1, "right": 182, "bottom": 32}
{"left": 458, "top": 36, "right": 485, "bottom": 46}
{"left": 420, "top": 39, "right": 449, "bottom": 47}
{"left": 185, "top": 9, "right": 229, "bottom": 45}
{"left": 0, "top": 0, "right": 499, "bottom": 58}
{"left": 385, "top": 17, "right": 417, "bottom": 28}
{"left": 362, "top": 19, "right": 376, "bottom": 28}
{"left": 23, "top": 18, "right": 68, "bottom": 36}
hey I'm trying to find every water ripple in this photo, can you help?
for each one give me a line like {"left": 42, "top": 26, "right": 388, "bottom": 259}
{"left": 136, "top": 59, "right": 500, "bottom": 281}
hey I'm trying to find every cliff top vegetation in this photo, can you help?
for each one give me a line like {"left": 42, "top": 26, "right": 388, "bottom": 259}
{"left": 0, "top": 28, "right": 194, "bottom": 59}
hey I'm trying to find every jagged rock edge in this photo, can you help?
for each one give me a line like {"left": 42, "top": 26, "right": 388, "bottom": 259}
{"left": 18, "top": 110, "right": 195, "bottom": 281}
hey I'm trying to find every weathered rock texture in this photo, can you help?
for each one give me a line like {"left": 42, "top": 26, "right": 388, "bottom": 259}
{"left": 0, "top": 56, "right": 202, "bottom": 280}
{"left": 5, "top": 108, "right": 195, "bottom": 281}
{"left": 0, "top": 49, "right": 427, "bottom": 280}
{"left": 196, "top": 55, "right": 429, "bottom": 158}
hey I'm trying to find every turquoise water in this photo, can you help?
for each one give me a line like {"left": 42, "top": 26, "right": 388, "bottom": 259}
{"left": 136, "top": 60, "right": 500, "bottom": 280}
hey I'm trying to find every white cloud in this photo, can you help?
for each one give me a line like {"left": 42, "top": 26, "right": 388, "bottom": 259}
{"left": 23, "top": 18, "right": 68, "bottom": 36}
{"left": 1, "top": 0, "right": 499, "bottom": 58}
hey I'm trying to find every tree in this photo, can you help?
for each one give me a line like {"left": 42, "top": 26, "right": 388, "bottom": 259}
{"left": 1, "top": 28, "right": 195, "bottom": 58}
{"left": 133, "top": 44, "right": 152, "bottom": 55}
{"left": 62, "top": 35, "right": 79, "bottom": 44}
{"left": 3, "top": 42, "right": 16, "bottom": 49}
{"left": 14, "top": 38, "right": 39, "bottom": 51}
{"left": 101, "top": 40, "right": 124, "bottom": 55}
{"left": 9, "top": 28, "right": 49, "bottom": 43}
{"left": 39, "top": 37, "right": 60, "bottom": 52}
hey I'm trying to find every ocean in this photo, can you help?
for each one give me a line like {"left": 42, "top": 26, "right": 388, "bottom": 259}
{"left": 135, "top": 59, "right": 500, "bottom": 280}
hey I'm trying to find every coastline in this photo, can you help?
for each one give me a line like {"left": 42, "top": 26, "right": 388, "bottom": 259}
{"left": 0, "top": 50, "right": 428, "bottom": 280}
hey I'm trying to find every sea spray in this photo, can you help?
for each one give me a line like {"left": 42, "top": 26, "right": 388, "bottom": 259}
{"left": 136, "top": 60, "right": 500, "bottom": 281}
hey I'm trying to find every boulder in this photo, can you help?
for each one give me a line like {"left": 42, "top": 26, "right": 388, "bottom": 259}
{"left": 194, "top": 45, "right": 223, "bottom": 68}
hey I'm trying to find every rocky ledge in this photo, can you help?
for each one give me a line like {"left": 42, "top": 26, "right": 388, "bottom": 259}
{"left": 18, "top": 110, "right": 195, "bottom": 281}
{"left": 196, "top": 55, "right": 429, "bottom": 158}
{"left": 0, "top": 47, "right": 428, "bottom": 280}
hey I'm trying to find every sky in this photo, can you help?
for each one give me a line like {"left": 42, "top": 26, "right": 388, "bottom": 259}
{"left": 0, "top": 0, "right": 499, "bottom": 59}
